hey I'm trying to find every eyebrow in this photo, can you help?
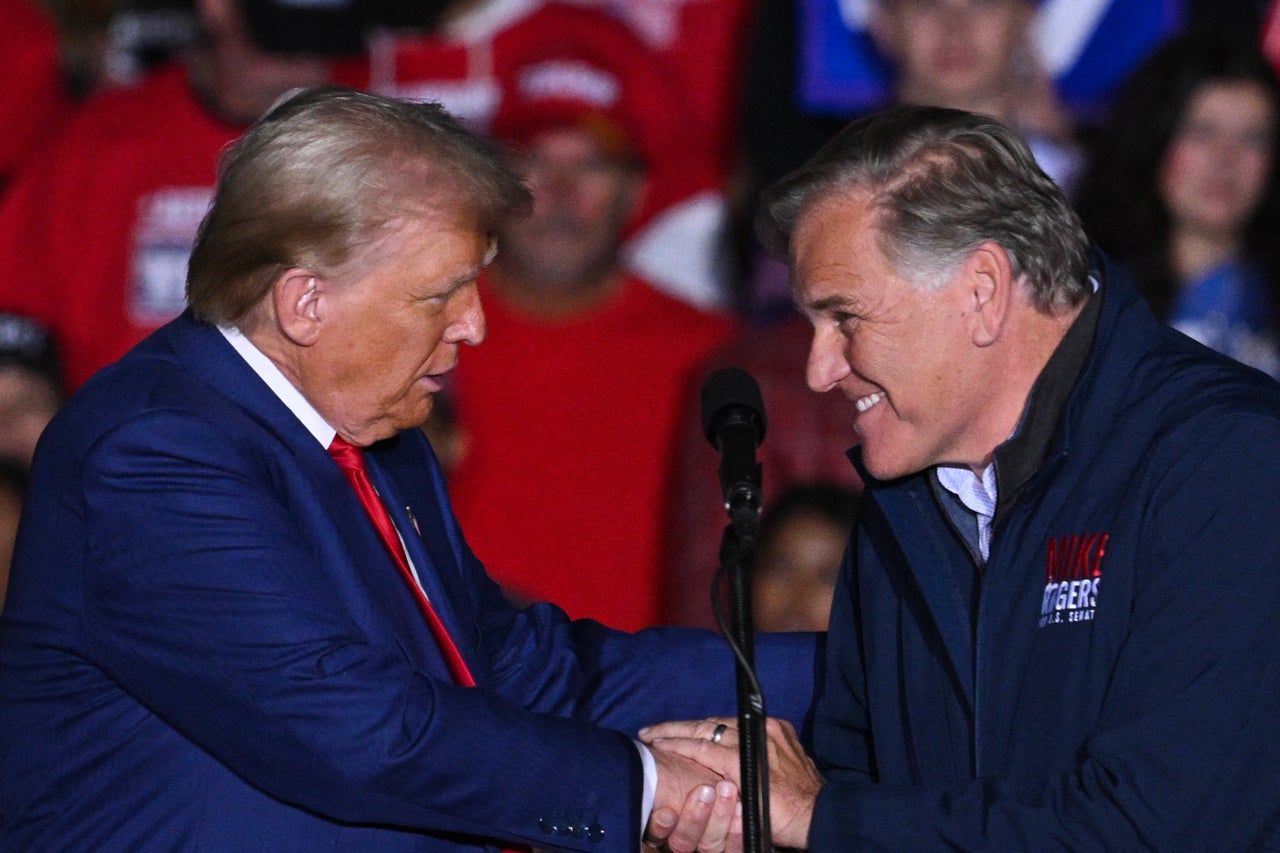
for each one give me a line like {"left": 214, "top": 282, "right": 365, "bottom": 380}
{"left": 424, "top": 268, "right": 481, "bottom": 300}
{"left": 798, "top": 293, "right": 862, "bottom": 315}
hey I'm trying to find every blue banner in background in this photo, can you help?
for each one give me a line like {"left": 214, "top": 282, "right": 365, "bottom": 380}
{"left": 797, "top": 0, "right": 893, "bottom": 114}
{"left": 797, "top": 0, "right": 1186, "bottom": 119}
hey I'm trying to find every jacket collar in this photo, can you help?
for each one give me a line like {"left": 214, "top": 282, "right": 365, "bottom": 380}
{"left": 991, "top": 272, "right": 1101, "bottom": 528}
{"left": 161, "top": 310, "right": 325, "bottom": 462}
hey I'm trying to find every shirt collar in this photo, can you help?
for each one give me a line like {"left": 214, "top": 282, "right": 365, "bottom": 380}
{"left": 218, "top": 325, "right": 336, "bottom": 449}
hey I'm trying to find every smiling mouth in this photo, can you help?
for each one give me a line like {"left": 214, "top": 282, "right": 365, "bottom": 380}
{"left": 855, "top": 391, "right": 884, "bottom": 413}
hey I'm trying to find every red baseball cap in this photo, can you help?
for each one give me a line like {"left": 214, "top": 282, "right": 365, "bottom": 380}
{"left": 491, "top": 55, "right": 647, "bottom": 163}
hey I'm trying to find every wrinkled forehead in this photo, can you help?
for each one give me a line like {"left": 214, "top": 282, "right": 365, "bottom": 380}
{"left": 788, "top": 190, "right": 885, "bottom": 301}
{"left": 790, "top": 184, "right": 887, "bottom": 260}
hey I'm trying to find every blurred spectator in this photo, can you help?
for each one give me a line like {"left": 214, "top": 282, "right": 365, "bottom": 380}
{"left": 740, "top": 0, "right": 1083, "bottom": 320}
{"left": 444, "top": 72, "right": 737, "bottom": 631}
{"left": 45, "top": 0, "right": 128, "bottom": 96}
{"left": 663, "top": 315, "right": 862, "bottom": 629}
{"left": 868, "top": 0, "right": 1080, "bottom": 189}
{"left": 0, "top": 312, "right": 61, "bottom": 615}
{"left": 92, "top": 0, "right": 454, "bottom": 91}
{"left": 786, "top": 0, "right": 1186, "bottom": 120}
{"left": 581, "top": 0, "right": 755, "bottom": 187}
{"left": 1265, "top": 0, "right": 1280, "bottom": 74}
{"left": 96, "top": 0, "right": 201, "bottom": 91}
{"left": 750, "top": 483, "right": 858, "bottom": 634}
{"left": 578, "top": 0, "right": 758, "bottom": 310}
{"left": 1, "top": 0, "right": 73, "bottom": 194}
{"left": 0, "top": 313, "right": 64, "bottom": 470}
{"left": 0, "top": 0, "right": 364, "bottom": 390}
{"left": 1075, "top": 32, "right": 1280, "bottom": 376}
{"left": 360, "top": 0, "right": 730, "bottom": 309}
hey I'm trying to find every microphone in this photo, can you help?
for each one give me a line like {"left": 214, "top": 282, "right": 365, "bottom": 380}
{"left": 700, "top": 367, "right": 767, "bottom": 529}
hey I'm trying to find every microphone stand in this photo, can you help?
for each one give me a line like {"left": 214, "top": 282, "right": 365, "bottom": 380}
{"left": 715, "top": 502, "right": 772, "bottom": 853}
{"left": 701, "top": 366, "right": 771, "bottom": 853}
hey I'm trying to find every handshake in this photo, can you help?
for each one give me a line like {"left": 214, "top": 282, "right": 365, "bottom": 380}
{"left": 638, "top": 717, "right": 824, "bottom": 853}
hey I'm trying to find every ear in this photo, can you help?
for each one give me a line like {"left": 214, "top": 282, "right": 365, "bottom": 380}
{"left": 963, "top": 242, "right": 1014, "bottom": 348}
{"left": 273, "top": 269, "right": 324, "bottom": 346}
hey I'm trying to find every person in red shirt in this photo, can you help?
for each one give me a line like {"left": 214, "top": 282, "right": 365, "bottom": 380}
{"left": 360, "top": 0, "right": 730, "bottom": 310}
{"left": 0, "top": 0, "right": 71, "bottom": 195}
{"left": 0, "top": 0, "right": 361, "bottom": 390}
{"left": 445, "top": 56, "right": 737, "bottom": 630}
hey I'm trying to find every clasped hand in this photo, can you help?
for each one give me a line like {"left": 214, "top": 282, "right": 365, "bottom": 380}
{"left": 638, "top": 717, "right": 823, "bottom": 853}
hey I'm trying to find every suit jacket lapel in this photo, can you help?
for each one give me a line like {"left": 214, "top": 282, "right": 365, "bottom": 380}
{"left": 163, "top": 312, "right": 464, "bottom": 683}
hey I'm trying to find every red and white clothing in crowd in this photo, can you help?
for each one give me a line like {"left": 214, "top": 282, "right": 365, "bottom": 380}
{"left": 0, "top": 66, "right": 236, "bottom": 390}
{"left": 446, "top": 272, "right": 737, "bottom": 631}
{"left": 1, "top": 0, "right": 71, "bottom": 191}
{"left": 356, "top": 0, "right": 731, "bottom": 309}
{"left": 572, "top": 0, "right": 756, "bottom": 185}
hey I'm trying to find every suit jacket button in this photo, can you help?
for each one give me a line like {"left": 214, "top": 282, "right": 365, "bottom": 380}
{"left": 538, "top": 816, "right": 555, "bottom": 834}
{"left": 571, "top": 821, "right": 588, "bottom": 839}
{"left": 588, "top": 824, "right": 605, "bottom": 842}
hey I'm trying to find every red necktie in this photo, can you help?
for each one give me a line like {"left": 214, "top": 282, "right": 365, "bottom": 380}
{"left": 328, "top": 436, "right": 475, "bottom": 686}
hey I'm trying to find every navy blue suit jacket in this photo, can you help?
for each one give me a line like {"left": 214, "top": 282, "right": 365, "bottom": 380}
{"left": 0, "top": 312, "right": 820, "bottom": 851}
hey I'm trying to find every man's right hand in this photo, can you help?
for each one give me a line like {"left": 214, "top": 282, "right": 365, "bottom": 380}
{"left": 646, "top": 748, "right": 741, "bottom": 853}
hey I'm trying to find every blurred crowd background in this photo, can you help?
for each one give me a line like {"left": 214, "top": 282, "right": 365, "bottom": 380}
{"left": 3, "top": 0, "right": 1278, "bottom": 632}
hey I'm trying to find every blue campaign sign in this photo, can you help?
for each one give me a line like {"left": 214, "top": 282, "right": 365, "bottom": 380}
{"left": 797, "top": 0, "right": 893, "bottom": 114}
{"left": 796, "top": 0, "right": 1186, "bottom": 118}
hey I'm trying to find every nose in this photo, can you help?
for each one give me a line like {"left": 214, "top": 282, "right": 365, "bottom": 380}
{"left": 806, "top": 325, "right": 850, "bottom": 393}
{"left": 540, "top": 163, "right": 579, "bottom": 199}
{"left": 444, "top": 282, "right": 486, "bottom": 346}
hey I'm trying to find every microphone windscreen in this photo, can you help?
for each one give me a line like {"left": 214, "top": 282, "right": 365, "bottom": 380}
{"left": 699, "top": 367, "right": 767, "bottom": 447}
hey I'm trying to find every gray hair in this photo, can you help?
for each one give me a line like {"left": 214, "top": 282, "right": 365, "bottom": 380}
{"left": 187, "top": 87, "right": 531, "bottom": 325}
{"left": 759, "top": 104, "right": 1090, "bottom": 313}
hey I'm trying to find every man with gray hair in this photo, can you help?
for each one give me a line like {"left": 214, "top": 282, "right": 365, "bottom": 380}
{"left": 643, "top": 104, "right": 1280, "bottom": 849}
{"left": 0, "top": 87, "right": 820, "bottom": 851}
